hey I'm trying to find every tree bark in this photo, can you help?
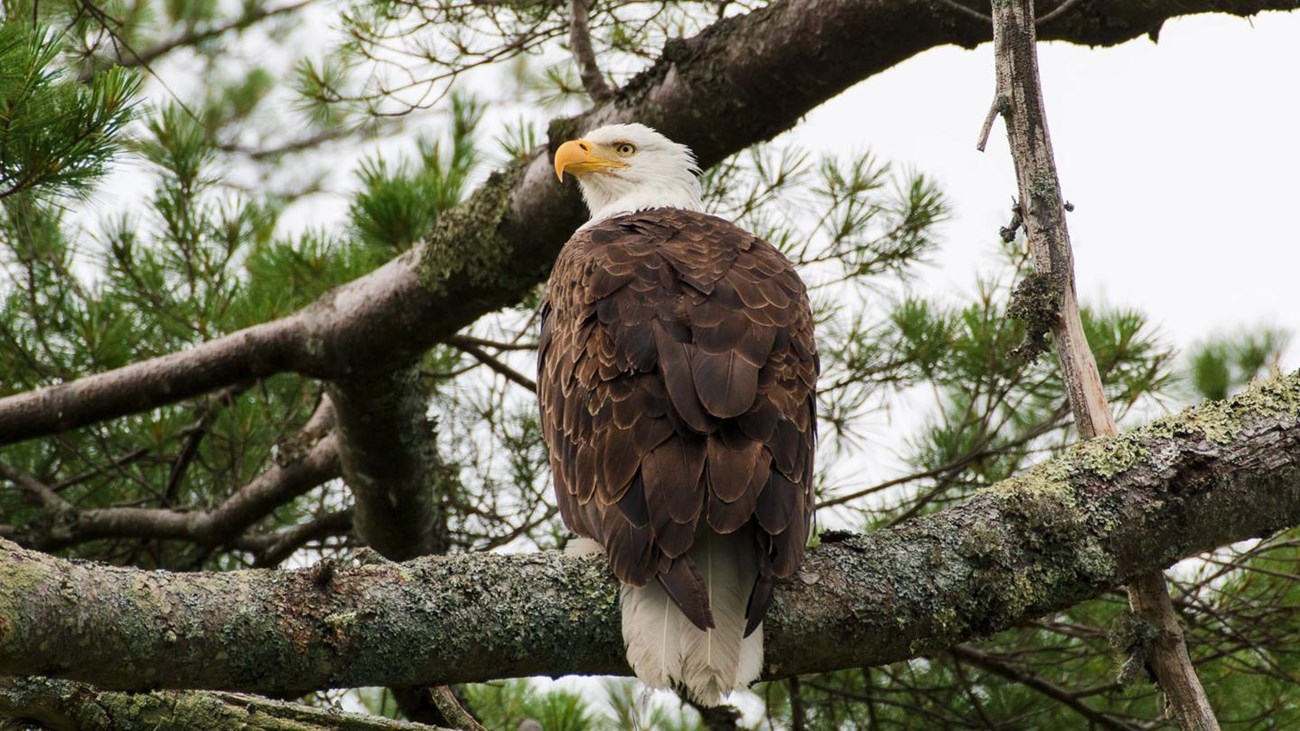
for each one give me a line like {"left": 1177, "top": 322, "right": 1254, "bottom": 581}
{"left": 0, "top": 676, "right": 444, "bottom": 731}
{"left": 3, "top": 374, "right": 1298, "bottom": 692}
{"left": 0, "top": 0, "right": 1292, "bottom": 446}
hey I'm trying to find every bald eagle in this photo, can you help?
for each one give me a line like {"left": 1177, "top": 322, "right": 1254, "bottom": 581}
{"left": 541, "top": 124, "right": 817, "bottom": 705}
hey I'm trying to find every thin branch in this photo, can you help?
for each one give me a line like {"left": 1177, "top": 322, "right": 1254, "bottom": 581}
{"left": 76, "top": 0, "right": 315, "bottom": 82}
{"left": 1036, "top": 0, "right": 1086, "bottom": 26}
{"left": 445, "top": 334, "right": 537, "bottom": 352}
{"left": 235, "top": 508, "right": 354, "bottom": 567}
{"left": 163, "top": 383, "right": 251, "bottom": 506}
{"left": 937, "top": 0, "right": 991, "bottom": 23}
{"left": 0, "top": 463, "right": 73, "bottom": 514}
{"left": 950, "top": 646, "right": 1141, "bottom": 731}
{"left": 0, "top": 676, "right": 442, "bottom": 731}
{"left": 12, "top": 433, "right": 339, "bottom": 552}
{"left": 568, "top": 0, "right": 614, "bottom": 102}
{"left": 446, "top": 336, "right": 538, "bottom": 392}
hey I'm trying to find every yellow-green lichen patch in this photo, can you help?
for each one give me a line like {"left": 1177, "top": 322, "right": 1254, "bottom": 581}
{"left": 984, "top": 460, "right": 1077, "bottom": 515}
{"left": 1072, "top": 433, "right": 1151, "bottom": 479}
{"left": 0, "top": 546, "right": 47, "bottom": 650}
{"left": 1143, "top": 371, "right": 1300, "bottom": 445}
{"left": 415, "top": 164, "right": 527, "bottom": 297}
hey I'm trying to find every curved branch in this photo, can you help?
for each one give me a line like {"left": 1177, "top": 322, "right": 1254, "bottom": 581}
{"left": 11, "top": 433, "right": 339, "bottom": 552}
{"left": 0, "top": 0, "right": 1292, "bottom": 446}
{"left": 2, "top": 375, "right": 1298, "bottom": 692}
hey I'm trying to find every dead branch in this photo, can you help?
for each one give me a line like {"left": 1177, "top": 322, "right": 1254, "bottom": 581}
{"left": 986, "top": 0, "right": 1219, "bottom": 727}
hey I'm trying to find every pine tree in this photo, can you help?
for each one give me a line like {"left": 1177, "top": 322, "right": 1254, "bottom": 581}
{"left": 0, "top": 1, "right": 1296, "bottom": 728}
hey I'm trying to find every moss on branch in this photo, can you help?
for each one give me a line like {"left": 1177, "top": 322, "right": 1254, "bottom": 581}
{"left": 1, "top": 374, "right": 1299, "bottom": 692}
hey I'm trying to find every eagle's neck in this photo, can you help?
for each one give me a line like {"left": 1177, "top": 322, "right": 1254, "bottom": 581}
{"left": 579, "top": 175, "right": 704, "bottom": 226}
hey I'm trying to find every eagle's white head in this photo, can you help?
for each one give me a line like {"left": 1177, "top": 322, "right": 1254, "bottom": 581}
{"left": 554, "top": 123, "right": 704, "bottom": 223}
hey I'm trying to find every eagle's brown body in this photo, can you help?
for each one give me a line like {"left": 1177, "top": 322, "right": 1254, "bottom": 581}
{"left": 538, "top": 207, "right": 818, "bottom": 654}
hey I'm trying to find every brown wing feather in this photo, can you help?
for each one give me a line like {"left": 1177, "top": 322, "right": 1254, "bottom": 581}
{"left": 539, "top": 208, "right": 817, "bottom": 632}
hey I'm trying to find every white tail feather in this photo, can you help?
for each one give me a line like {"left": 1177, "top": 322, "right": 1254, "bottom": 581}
{"left": 565, "top": 536, "right": 604, "bottom": 557}
{"left": 621, "top": 531, "right": 762, "bottom": 706}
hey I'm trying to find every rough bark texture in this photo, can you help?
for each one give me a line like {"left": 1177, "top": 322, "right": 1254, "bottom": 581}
{"left": 991, "top": 2, "right": 1219, "bottom": 727}
{"left": 328, "top": 367, "right": 449, "bottom": 560}
{"left": 2, "top": 375, "right": 1298, "bottom": 692}
{"left": 0, "top": 676, "right": 443, "bottom": 731}
{"left": 0, "top": 0, "right": 1293, "bottom": 446}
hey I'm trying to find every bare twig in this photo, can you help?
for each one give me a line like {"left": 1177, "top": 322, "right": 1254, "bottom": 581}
{"left": 1036, "top": 0, "right": 1086, "bottom": 25}
{"left": 569, "top": 0, "right": 614, "bottom": 102}
{"left": 0, "top": 676, "right": 437, "bottom": 731}
{"left": 976, "top": 95, "right": 1004, "bottom": 152}
{"left": 163, "top": 383, "right": 251, "bottom": 506}
{"left": 950, "top": 646, "right": 1141, "bottom": 731}
{"left": 937, "top": 0, "right": 991, "bottom": 23}
{"left": 429, "top": 687, "right": 488, "bottom": 731}
{"left": 446, "top": 336, "right": 538, "bottom": 392}
{"left": 0, "top": 463, "right": 74, "bottom": 514}
{"left": 987, "top": 1, "right": 1219, "bottom": 728}
{"left": 76, "top": 0, "right": 315, "bottom": 82}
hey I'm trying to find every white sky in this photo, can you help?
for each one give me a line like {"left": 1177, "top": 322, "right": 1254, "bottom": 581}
{"left": 791, "top": 11, "right": 1300, "bottom": 365}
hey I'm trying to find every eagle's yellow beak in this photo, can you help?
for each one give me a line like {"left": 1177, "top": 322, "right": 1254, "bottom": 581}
{"left": 554, "top": 139, "right": 627, "bottom": 181}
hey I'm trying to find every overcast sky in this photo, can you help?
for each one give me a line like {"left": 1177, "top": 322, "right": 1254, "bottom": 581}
{"left": 791, "top": 11, "right": 1299, "bottom": 369}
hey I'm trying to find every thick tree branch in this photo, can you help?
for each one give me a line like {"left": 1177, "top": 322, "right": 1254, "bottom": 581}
{"left": 0, "top": 676, "right": 443, "bottom": 731}
{"left": 0, "top": 0, "right": 1292, "bottom": 447}
{"left": 327, "top": 366, "right": 469, "bottom": 724}
{"left": 328, "top": 367, "right": 450, "bottom": 560}
{"left": 2, "top": 375, "right": 1298, "bottom": 691}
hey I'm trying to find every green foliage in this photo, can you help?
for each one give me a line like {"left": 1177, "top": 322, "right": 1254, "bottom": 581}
{"left": 350, "top": 94, "right": 481, "bottom": 250}
{"left": 0, "top": 24, "right": 139, "bottom": 201}
{"left": 462, "top": 680, "right": 595, "bottom": 731}
{"left": 1187, "top": 328, "right": 1289, "bottom": 401}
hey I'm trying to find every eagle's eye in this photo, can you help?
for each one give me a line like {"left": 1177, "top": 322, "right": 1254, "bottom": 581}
{"left": 613, "top": 142, "right": 637, "bottom": 157}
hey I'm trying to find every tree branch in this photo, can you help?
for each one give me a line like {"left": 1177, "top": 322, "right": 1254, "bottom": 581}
{"left": 989, "top": 1, "right": 1218, "bottom": 727}
{"left": 0, "top": 676, "right": 444, "bottom": 731}
{"left": 233, "top": 509, "right": 354, "bottom": 567}
{"left": 569, "top": 0, "right": 614, "bottom": 102}
{"left": 328, "top": 367, "right": 450, "bottom": 561}
{"left": 0, "top": 0, "right": 1292, "bottom": 447}
{"left": 11, "top": 432, "right": 339, "bottom": 553}
{"left": 76, "top": 0, "right": 316, "bottom": 82}
{"left": 2, "top": 375, "right": 1299, "bottom": 691}
{"left": 950, "top": 645, "right": 1138, "bottom": 731}
{"left": 446, "top": 336, "right": 537, "bottom": 392}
